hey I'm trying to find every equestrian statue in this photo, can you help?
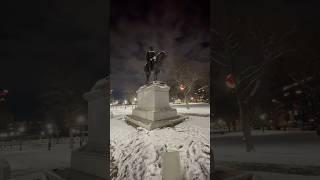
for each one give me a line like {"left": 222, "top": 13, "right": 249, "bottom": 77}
{"left": 144, "top": 46, "right": 167, "bottom": 84}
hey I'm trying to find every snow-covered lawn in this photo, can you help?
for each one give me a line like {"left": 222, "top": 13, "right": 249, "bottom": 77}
{"left": 171, "top": 103, "right": 210, "bottom": 116}
{"left": 0, "top": 138, "right": 82, "bottom": 177}
{"left": 110, "top": 104, "right": 210, "bottom": 180}
{"left": 0, "top": 144, "right": 73, "bottom": 177}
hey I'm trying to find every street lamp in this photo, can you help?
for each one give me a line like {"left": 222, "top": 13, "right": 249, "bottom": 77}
{"left": 46, "top": 123, "right": 53, "bottom": 151}
{"left": 18, "top": 126, "right": 25, "bottom": 133}
{"left": 259, "top": 113, "right": 267, "bottom": 121}
{"left": 70, "top": 128, "right": 76, "bottom": 149}
{"left": 179, "top": 84, "right": 185, "bottom": 91}
{"left": 18, "top": 125, "right": 25, "bottom": 151}
{"left": 46, "top": 123, "right": 53, "bottom": 130}
{"left": 77, "top": 115, "right": 86, "bottom": 147}
{"left": 259, "top": 113, "right": 267, "bottom": 132}
{"left": 9, "top": 132, "right": 14, "bottom": 137}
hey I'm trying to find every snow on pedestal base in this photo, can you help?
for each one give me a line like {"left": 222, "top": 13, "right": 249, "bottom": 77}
{"left": 125, "top": 81, "right": 187, "bottom": 130}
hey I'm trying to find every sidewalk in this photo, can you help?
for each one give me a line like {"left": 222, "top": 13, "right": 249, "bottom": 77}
{"left": 252, "top": 171, "right": 320, "bottom": 180}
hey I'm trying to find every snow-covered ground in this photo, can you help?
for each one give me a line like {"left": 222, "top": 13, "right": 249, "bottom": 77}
{"left": 0, "top": 144, "right": 73, "bottom": 177}
{"left": 214, "top": 131, "right": 320, "bottom": 166}
{"left": 110, "top": 103, "right": 210, "bottom": 180}
{"left": 0, "top": 138, "right": 82, "bottom": 177}
{"left": 214, "top": 130, "right": 320, "bottom": 179}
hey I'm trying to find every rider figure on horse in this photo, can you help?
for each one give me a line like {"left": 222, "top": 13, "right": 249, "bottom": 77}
{"left": 146, "top": 46, "right": 156, "bottom": 70}
{"left": 144, "top": 46, "right": 167, "bottom": 84}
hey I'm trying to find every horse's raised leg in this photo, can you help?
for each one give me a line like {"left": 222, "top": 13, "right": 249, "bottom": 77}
{"left": 146, "top": 73, "right": 149, "bottom": 84}
{"left": 146, "top": 71, "right": 150, "bottom": 84}
{"left": 154, "top": 72, "right": 157, "bottom": 81}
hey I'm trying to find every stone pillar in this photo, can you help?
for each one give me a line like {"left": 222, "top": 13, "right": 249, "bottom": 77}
{"left": 71, "top": 78, "right": 108, "bottom": 179}
{"left": 83, "top": 89, "right": 107, "bottom": 153}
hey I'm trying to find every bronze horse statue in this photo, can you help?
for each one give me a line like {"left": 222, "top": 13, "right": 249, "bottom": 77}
{"left": 144, "top": 51, "right": 167, "bottom": 83}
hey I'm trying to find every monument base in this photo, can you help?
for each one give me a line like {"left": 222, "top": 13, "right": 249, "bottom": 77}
{"left": 70, "top": 148, "right": 106, "bottom": 179}
{"left": 132, "top": 107, "right": 177, "bottom": 121}
{"left": 125, "top": 115, "right": 188, "bottom": 130}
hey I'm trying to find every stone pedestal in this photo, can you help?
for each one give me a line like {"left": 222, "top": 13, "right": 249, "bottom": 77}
{"left": 70, "top": 78, "right": 108, "bottom": 179}
{"left": 126, "top": 81, "right": 187, "bottom": 130}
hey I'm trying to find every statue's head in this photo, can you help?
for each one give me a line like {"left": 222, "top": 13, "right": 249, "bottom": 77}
{"left": 149, "top": 46, "right": 154, "bottom": 51}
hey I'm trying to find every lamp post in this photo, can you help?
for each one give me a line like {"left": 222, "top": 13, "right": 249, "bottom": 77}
{"left": 259, "top": 113, "right": 267, "bottom": 132}
{"left": 70, "top": 128, "right": 76, "bottom": 149}
{"left": 40, "top": 131, "right": 45, "bottom": 142}
{"left": 9, "top": 131, "right": 14, "bottom": 150}
{"left": 77, "top": 115, "right": 86, "bottom": 147}
{"left": 18, "top": 126, "right": 25, "bottom": 151}
{"left": 0, "top": 133, "right": 6, "bottom": 150}
{"left": 46, "top": 123, "right": 53, "bottom": 151}
{"left": 1, "top": 133, "right": 8, "bottom": 150}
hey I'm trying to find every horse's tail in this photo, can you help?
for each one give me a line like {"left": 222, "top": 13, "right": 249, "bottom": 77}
{"left": 156, "top": 51, "right": 167, "bottom": 64}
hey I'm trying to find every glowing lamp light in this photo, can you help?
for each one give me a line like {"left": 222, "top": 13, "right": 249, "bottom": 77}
{"left": 2, "top": 133, "right": 8, "bottom": 138}
{"left": 46, "top": 123, "right": 53, "bottom": 129}
{"left": 284, "top": 92, "right": 290, "bottom": 97}
{"left": 180, "top": 85, "right": 185, "bottom": 91}
{"left": 18, "top": 126, "right": 25, "bottom": 133}
{"left": 225, "top": 74, "right": 236, "bottom": 89}
{"left": 71, "top": 128, "right": 76, "bottom": 134}
{"left": 77, "top": 115, "right": 86, "bottom": 125}
{"left": 259, "top": 113, "right": 267, "bottom": 120}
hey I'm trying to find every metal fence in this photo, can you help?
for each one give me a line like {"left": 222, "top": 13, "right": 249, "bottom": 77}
{"left": 0, "top": 136, "right": 88, "bottom": 151}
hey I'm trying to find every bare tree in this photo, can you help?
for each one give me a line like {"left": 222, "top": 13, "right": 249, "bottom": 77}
{"left": 174, "top": 64, "right": 199, "bottom": 109}
{"left": 212, "top": 18, "right": 294, "bottom": 152}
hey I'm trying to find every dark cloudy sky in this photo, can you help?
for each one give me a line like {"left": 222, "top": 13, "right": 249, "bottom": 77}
{"left": 110, "top": 0, "right": 210, "bottom": 98}
{"left": 1, "top": 0, "right": 108, "bottom": 121}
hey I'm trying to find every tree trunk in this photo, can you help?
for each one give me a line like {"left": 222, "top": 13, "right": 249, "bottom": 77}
{"left": 232, "top": 119, "right": 237, "bottom": 131}
{"left": 235, "top": 89, "right": 255, "bottom": 152}
{"left": 184, "top": 89, "right": 190, "bottom": 109}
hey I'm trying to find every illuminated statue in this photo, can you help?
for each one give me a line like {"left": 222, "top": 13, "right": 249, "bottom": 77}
{"left": 144, "top": 46, "right": 167, "bottom": 83}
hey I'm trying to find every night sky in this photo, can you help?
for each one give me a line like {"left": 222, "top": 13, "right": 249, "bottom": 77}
{"left": 110, "top": 0, "right": 210, "bottom": 99}
{"left": 1, "top": 0, "right": 108, "bottom": 122}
